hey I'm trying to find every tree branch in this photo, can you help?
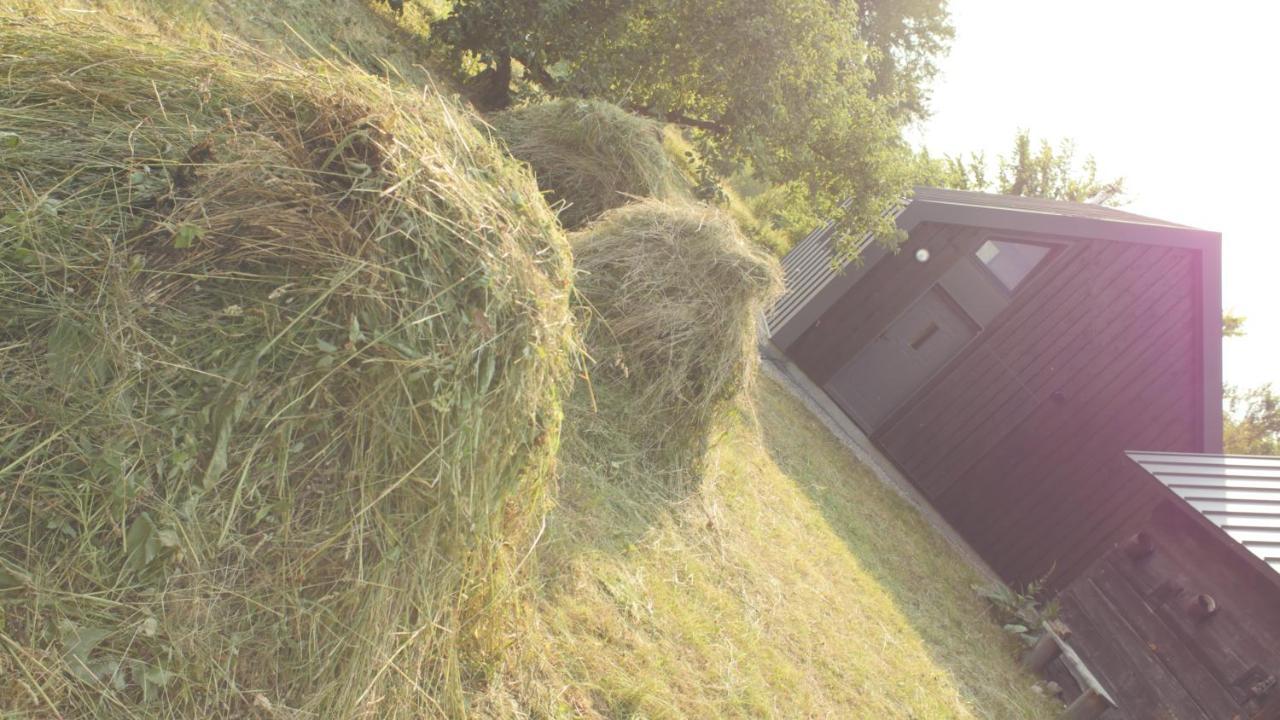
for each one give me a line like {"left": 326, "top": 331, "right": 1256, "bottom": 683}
{"left": 626, "top": 105, "right": 728, "bottom": 135}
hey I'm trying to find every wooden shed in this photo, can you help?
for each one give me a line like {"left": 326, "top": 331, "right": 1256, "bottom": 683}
{"left": 765, "top": 187, "right": 1224, "bottom": 592}
{"left": 1055, "top": 452, "right": 1280, "bottom": 718}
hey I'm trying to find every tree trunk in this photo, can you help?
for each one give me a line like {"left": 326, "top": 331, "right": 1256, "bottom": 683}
{"left": 471, "top": 53, "right": 513, "bottom": 112}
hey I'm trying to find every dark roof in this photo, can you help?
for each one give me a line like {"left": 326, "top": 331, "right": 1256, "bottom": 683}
{"left": 910, "top": 186, "right": 1202, "bottom": 231}
{"left": 765, "top": 186, "right": 1218, "bottom": 343}
{"left": 1127, "top": 451, "right": 1280, "bottom": 573}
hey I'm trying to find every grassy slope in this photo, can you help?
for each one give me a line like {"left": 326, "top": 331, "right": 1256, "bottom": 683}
{"left": 510, "top": 377, "right": 1057, "bottom": 718}
{"left": 6, "top": 0, "right": 448, "bottom": 84}
{"left": 2, "top": 4, "right": 1055, "bottom": 717}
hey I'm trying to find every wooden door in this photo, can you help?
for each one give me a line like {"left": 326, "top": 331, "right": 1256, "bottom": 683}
{"left": 825, "top": 285, "right": 977, "bottom": 431}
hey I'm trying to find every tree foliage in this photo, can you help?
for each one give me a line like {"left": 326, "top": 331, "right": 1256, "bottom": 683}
{"left": 435, "top": 0, "right": 953, "bottom": 253}
{"left": 1221, "top": 314, "right": 1277, "bottom": 455}
{"left": 919, "top": 129, "right": 1125, "bottom": 204}
{"left": 1225, "top": 384, "right": 1280, "bottom": 455}
{"left": 857, "top": 0, "right": 954, "bottom": 122}
{"left": 1223, "top": 311, "right": 1246, "bottom": 338}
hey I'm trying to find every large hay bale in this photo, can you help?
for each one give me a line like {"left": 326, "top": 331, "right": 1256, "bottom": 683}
{"left": 0, "top": 18, "right": 573, "bottom": 718}
{"left": 572, "top": 200, "right": 782, "bottom": 460}
{"left": 492, "top": 99, "right": 682, "bottom": 229}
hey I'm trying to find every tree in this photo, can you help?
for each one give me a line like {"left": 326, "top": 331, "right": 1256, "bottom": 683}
{"left": 1220, "top": 313, "right": 1278, "bottom": 454}
{"left": 855, "top": 0, "right": 955, "bottom": 123}
{"left": 1225, "top": 384, "right": 1280, "bottom": 455}
{"left": 432, "top": 1, "right": 594, "bottom": 111}
{"left": 919, "top": 130, "right": 1125, "bottom": 204}
{"left": 1223, "top": 310, "right": 1246, "bottom": 338}
{"left": 435, "top": 0, "right": 954, "bottom": 254}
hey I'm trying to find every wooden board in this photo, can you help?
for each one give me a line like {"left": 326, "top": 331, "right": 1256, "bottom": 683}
{"left": 1060, "top": 507, "right": 1280, "bottom": 719}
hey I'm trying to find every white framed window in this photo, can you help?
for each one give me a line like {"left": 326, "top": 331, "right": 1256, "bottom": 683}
{"left": 975, "top": 239, "right": 1051, "bottom": 292}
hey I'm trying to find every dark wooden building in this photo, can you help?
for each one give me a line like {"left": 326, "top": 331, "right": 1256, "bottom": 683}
{"left": 1056, "top": 452, "right": 1280, "bottom": 719}
{"left": 765, "top": 187, "right": 1224, "bottom": 591}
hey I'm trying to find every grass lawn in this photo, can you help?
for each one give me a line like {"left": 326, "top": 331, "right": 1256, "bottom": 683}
{"left": 498, "top": 375, "right": 1059, "bottom": 718}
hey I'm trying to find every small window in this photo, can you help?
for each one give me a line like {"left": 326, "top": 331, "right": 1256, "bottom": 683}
{"left": 975, "top": 239, "right": 1050, "bottom": 292}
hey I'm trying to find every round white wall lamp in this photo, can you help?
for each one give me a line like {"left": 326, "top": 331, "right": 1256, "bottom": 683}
{"left": 915, "top": 248, "right": 931, "bottom": 263}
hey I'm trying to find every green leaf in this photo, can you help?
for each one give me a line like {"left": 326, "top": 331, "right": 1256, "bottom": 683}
{"left": 478, "top": 353, "right": 496, "bottom": 393}
{"left": 0, "top": 131, "right": 19, "bottom": 149}
{"left": 173, "top": 224, "right": 204, "bottom": 249}
{"left": 124, "top": 512, "right": 179, "bottom": 577}
{"left": 58, "top": 620, "right": 114, "bottom": 683}
{"left": 47, "top": 316, "right": 108, "bottom": 389}
{"left": 546, "top": 59, "right": 573, "bottom": 81}
{"left": 203, "top": 358, "right": 255, "bottom": 490}
{"left": 315, "top": 338, "right": 338, "bottom": 353}
{"left": 45, "top": 516, "right": 77, "bottom": 537}
{"left": 1002, "top": 623, "right": 1029, "bottom": 635}
{"left": 348, "top": 315, "right": 365, "bottom": 344}
{"left": 124, "top": 513, "right": 158, "bottom": 573}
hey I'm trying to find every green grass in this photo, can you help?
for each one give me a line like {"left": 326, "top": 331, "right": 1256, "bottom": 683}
{"left": 490, "top": 376, "right": 1059, "bottom": 718}
{"left": 0, "top": 4, "right": 1058, "bottom": 717}
{"left": 6, "top": 0, "right": 450, "bottom": 84}
{"left": 1, "top": 9, "right": 573, "bottom": 717}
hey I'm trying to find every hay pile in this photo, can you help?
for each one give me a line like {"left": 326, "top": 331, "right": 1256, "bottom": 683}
{"left": 491, "top": 99, "right": 682, "bottom": 229}
{"left": 0, "top": 18, "right": 573, "bottom": 718}
{"left": 572, "top": 200, "right": 782, "bottom": 461}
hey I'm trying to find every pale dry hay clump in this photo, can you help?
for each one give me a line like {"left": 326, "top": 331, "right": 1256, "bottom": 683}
{"left": 492, "top": 99, "right": 683, "bottom": 229}
{"left": 0, "top": 16, "right": 574, "bottom": 719}
{"left": 571, "top": 199, "right": 783, "bottom": 462}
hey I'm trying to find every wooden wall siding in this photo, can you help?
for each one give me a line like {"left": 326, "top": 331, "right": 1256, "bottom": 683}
{"left": 869, "top": 236, "right": 1201, "bottom": 590}
{"left": 1060, "top": 503, "right": 1280, "bottom": 719}
{"left": 946, "top": 287, "right": 1197, "bottom": 585}
{"left": 878, "top": 238, "right": 1170, "bottom": 494}
{"left": 788, "top": 223, "right": 986, "bottom": 385}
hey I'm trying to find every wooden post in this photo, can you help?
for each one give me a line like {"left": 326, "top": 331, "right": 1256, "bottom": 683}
{"left": 1022, "top": 632, "right": 1061, "bottom": 673}
{"left": 1059, "top": 689, "right": 1110, "bottom": 720}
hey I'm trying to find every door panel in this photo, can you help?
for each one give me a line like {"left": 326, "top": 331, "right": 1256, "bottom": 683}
{"left": 938, "top": 257, "right": 1009, "bottom": 326}
{"left": 825, "top": 286, "right": 977, "bottom": 431}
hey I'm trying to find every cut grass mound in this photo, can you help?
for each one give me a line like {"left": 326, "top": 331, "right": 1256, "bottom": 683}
{"left": 492, "top": 99, "right": 683, "bottom": 229}
{"left": 0, "top": 18, "right": 573, "bottom": 719}
{"left": 572, "top": 200, "right": 782, "bottom": 463}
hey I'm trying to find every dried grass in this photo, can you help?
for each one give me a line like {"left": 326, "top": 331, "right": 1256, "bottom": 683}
{"left": 571, "top": 200, "right": 782, "bottom": 464}
{"left": 491, "top": 99, "right": 684, "bottom": 229}
{"left": 0, "top": 16, "right": 574, "bottom": 719}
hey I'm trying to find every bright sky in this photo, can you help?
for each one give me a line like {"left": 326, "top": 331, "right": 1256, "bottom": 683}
{"left": 910, "top": 0, "right": 1279, "bottom": 390}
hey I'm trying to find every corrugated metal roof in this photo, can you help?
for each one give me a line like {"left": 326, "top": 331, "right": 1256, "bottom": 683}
{"left": 763, "top": 199, "right": 893, "bottom": 336}
{"left": 1127, "top": 451, "right": 1280, "bottom": 572}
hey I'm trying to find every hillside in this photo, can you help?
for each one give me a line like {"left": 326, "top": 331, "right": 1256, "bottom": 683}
{"left": 0, "top": 3, "right": 1057, "bottom": 718}
{"left": 490, "top": 375, "right": 1058, "bottom": 718}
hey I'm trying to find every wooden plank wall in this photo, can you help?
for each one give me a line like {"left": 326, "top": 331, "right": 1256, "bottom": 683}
{"left": 787, "top": 223, "right": 986, "bottom": 385}
{"left": 1060, "top": 503, "right": 1280, "bottom": 719}
{"left": 870, "top": 234, "right": 1203, "bottom": 590}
